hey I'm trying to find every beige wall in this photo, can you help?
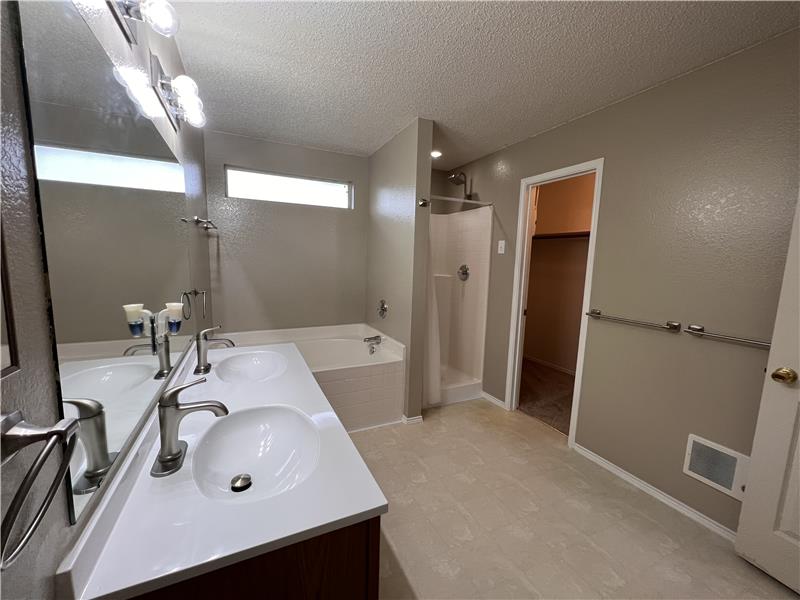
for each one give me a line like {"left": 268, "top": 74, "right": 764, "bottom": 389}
{"left": 39, "top": 182, "right": 190, "bottom": 343}
{"left": 28, "top": 102, "right": 190, "bottom": 344}
{"left": 204, "top": 131, "right": 370, "bottom": 333}
{"left": 456, "top": 32, "right": 799, "bottom": 530}
{"left": 366, "top": 119, "right": 432, "bottom": 418}
{"left": 524, "top": 237, "right": 589, "bottom": 372}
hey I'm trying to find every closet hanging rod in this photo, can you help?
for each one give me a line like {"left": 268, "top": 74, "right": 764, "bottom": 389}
{"left": 429, "top": 195, "right": 493, "bottom": 206}
{"left": 587, "top": 308, "right": 681, "bottom": 332}
{"left": 684, "top": 324, "right": 770, "bottom": 350}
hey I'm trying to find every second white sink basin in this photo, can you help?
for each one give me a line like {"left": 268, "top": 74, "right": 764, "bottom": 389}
{"left": 215, "top": 351, "right": 288, "bottom": 383}
{"left": 191, "top": 405, "right": 320, "bottom": 502}
{"left": 62, "top": 363, "right": 154, "bottom": 397}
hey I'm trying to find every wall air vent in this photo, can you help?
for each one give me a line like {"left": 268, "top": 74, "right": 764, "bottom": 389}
{"left": 683, "top": 434, "right": 750, "bottom": 501}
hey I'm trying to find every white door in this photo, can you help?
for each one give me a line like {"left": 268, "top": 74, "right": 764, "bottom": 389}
{"left": 736, "top": 201, "right": 800, "bottom": 592}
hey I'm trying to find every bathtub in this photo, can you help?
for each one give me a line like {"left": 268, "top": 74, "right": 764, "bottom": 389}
{"left": 225, "top": 324, "right": 405, "bottom": 431}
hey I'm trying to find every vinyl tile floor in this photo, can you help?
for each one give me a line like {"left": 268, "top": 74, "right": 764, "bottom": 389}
{"left": 350, "top": 400, "right": 797, "bottom": 600}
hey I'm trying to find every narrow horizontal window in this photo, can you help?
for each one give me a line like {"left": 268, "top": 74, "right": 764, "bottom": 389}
{"left": 33, "top": 145, "right": 185, "bottom": 193}
{"left": 226, "top": 167, "right": 353, "bottom": 209}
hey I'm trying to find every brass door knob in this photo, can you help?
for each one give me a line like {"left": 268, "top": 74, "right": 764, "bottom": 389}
{"left": 771, "top": 367, "right": 798, "bottom": 384}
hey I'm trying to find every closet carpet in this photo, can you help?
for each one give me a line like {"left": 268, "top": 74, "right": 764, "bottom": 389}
{"left": 518, "top": 359, "right": 574, "bottom": 435}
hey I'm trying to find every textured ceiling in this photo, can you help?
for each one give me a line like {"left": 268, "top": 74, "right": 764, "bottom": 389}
{"left": 175, "top": 2, "right": 798, "bottom": 169}
{"left": 20, "top": 2, "right": 136, "bottom": 118}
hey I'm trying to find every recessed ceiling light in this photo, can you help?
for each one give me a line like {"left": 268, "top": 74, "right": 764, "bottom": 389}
{"left": 430, "top": 150, "right": 442, "bottom": 159}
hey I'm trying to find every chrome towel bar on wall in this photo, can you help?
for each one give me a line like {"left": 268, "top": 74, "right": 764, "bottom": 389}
{"left": 684, "top": 324, "right": 770, "bottom": 350}
{"left": 586, "top": 309, "right": 681, "bottom": 332}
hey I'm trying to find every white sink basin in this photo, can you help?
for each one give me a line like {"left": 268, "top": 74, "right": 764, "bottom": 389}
{"left": 191, "top": 405, "right": 320, "bottom": 502}
{"left": 215, "top": 351, "right": 288, "bottom": 383}
{"left": 61, "top": 363, "right": 154, "bottom": 397}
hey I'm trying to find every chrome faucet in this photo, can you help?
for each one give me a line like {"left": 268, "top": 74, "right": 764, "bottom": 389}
{"left": 123, "top": 343, "right": 151, "bottom": 356}
{"left": 62, "top": 398, "right": 116, "bottom": 494}
{"left": 194, "top": 325, "right": 221, "bottom": 374}
{"left": 122, "top": 315, "right": 172, "bottom": 379}
{"left": 151, "top": 378, "right": 228, "bottom": 477}
{"left": 363, "top": 335, "right": 382, "bottom": 355}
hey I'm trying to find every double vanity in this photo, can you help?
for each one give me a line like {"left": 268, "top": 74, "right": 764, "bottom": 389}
{"left": 57, "top": 342, "right": 388, "bottom": 599}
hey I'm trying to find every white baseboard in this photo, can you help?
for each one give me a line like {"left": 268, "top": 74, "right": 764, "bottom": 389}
{"left": 440, "top": 393, "right": 483, "bottom": 406}
{"left": 402, "top": 415, "right": 423, "bottom": 425}
{"left": 347, "top": 419, "right": 403, "bottom": 434}
{"left": 573, "top": 443, "right": 736, "bottom": 543}
{"left": 481, "top": 391, "right": 509, "bottom": 410}
{"left": 523, "top": 355, "right": 576, "bottom": 376}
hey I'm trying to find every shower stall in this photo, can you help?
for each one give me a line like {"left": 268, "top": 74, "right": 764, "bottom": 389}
{"left": 424, "top": 192, "right": 492, "bottom": 406}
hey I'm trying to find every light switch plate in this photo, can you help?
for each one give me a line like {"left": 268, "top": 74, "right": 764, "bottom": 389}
{"left": 498, "top": 240, "right": 506, "bottom": 254}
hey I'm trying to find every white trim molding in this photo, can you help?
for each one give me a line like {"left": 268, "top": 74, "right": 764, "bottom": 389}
{"left": 505, "top": 158, "right": 605, "bottom": 450}
{"left": 522, "top": 355, "right": 576, "bottom": 376}
{"left": 347, "top": 419, "right": 403, "bottom": 434}
{"left": 574, "top": 443, "right": 736, "bottom": 543}
{"left": 402, "top": 415, "right": 423, "bottom": 425}
{"left": 481, "top": 391, "right": 509, "bottom": 410}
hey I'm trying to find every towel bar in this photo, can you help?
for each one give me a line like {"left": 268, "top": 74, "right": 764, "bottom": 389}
{"left": 1, "top": 411, "right": 78, "bottom": 568}
{"left": 684, "top": 324, "right": 770, "bottom": 350}
{"left": 586, "top": 308, "right": 681, "bottom": 332}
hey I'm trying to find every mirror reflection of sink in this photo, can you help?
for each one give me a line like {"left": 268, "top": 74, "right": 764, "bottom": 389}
{"left": 215, "top": 351, "right": 288, "bottom": 383}
{"left": 61, "top": 363, "right": 154, "bottom": 397}
{"left": 192, "top": 406, "right": 320, "bottom": 502}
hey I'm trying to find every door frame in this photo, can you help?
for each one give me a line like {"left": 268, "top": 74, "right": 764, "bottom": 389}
{"left": 504, "top": 158, "right": 604, "bottom": 448}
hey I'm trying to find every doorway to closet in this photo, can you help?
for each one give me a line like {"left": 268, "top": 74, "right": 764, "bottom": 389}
{"left": 518, "top": 173, "right": 596, "bottom": 435}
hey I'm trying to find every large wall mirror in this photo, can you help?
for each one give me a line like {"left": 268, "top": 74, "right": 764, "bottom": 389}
{"left": 19, "top": 2, "right": 192, "bottom": 520}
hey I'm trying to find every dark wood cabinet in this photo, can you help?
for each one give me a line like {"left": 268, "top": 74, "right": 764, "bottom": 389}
{"left": 136, "top": 517, "right": 380, "bottom": 600}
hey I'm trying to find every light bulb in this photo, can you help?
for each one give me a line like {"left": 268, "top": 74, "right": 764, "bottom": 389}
{"left": 183, "top": 109, "right": 207, "bottom": 128}
{"left": 178, "top": 94, "right": 203, "bottom": 114}
{"left": 114, "top": 66, "right": 163, "bottom": 119}
{"left": 430, "top": 150, "right": 442, "bottom": 159}
{"left": 170, "top": 75, "right": 198, "bottom": 99}
{"left": 139, "top": 0, "right": 179, "bottom": 37}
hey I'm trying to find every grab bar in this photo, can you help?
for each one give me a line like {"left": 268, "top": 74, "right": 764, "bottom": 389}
{"left": 1, "top": 411, "right": 79, "bottom": 569}
{"left": 587, "top": 309, "right": 681, "bottom": 332}
{"left": 684, "top": 324, "right": 770, "bottom": 350}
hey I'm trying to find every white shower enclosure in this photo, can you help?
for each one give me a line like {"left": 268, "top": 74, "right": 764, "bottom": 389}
{"left": 425, "top": 204, "right": 492, "bottom": 406}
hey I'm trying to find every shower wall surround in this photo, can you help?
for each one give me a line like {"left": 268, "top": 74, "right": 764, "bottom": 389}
{"left": 428, "top": 206, "right": 492, "bottom": 404}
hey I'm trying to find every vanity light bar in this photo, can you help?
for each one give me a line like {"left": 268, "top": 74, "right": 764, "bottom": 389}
{"left": 150, "top": 53, "right": 207, "bottom": 129}
{"left": 117, "top": 0, "right": 179, "bottom": 38}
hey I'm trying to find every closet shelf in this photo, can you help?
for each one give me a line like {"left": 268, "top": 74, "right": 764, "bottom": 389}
{"left": 533, "top": 230, "right": 590, "bottom": 239}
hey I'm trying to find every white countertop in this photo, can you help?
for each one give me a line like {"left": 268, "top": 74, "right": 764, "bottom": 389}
{"left": 58, "top": 343, "right": 388, "bottom": 599}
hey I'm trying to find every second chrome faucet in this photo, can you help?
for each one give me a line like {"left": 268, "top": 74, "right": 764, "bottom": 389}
{"left": 151, "top": 378, "right": 228, "bottom": 477}
{"left": 194, "top": 325, "right": 236, "bottom": 374}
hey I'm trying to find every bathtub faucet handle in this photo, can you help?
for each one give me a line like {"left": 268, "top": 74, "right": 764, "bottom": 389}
{"left": 363, "top": 335, "right": 382, "bottom": 355}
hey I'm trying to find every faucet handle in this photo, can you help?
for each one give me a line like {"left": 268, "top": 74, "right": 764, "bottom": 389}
{"left": 160, "top": 377, "right": 207, "bottom": 406}
{"left": 197, "top": 325, "right": 221, "bottom": 341}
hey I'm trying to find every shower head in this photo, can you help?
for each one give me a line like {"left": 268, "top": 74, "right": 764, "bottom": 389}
{"left": 447, "top": 172, "right": 467, "bottom": 186}
{"left": 447, "top": 171, "right": 471, "bottom": 200}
